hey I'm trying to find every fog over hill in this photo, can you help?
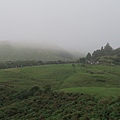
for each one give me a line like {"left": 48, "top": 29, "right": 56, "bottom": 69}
{"left": 0, "top": 0, "right": 120, "bottom": 53}
{"left": 0, "top": 40, "right": 83, "bottom": 61}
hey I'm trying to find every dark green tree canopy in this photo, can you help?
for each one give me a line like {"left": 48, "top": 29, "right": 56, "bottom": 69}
{"left": 91, "top": 43, "right": 113, "bottom": 61}
{"left": 104, "top": 43, "right": 113, "bottom": 51}
{"left": 86, "top": 53, "right": 92, "bottom": 61}
{"left": 79, "top": 57, "right": 86, "bottom": 63}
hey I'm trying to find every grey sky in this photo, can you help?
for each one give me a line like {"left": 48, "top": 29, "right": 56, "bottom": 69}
{"left": 0, "top": 0, "right": 120, "bottom": 53}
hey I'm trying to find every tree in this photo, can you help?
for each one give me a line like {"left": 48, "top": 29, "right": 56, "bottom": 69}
{"left": 86, "top": 53, "right": 91, "bottom": 61}
{"left": 101, "top": 46, "right": 104, "bottom": 51}
{"left": 0, "top": 63, "right": 7, "bottom": 69}
{"left": 104, "top": 43, "right": 112, "bottom": 50}
{"left": 91, "top": 43, "right": 113, "bottom": 61}
{"left": 37, "top": 60, "right": 43, "bottom": 65}
{"left": 79, "top": 57, "right": 86, "bottom": 64}
{"left": 104, "top": 43, "right": 113, "bottom": 55}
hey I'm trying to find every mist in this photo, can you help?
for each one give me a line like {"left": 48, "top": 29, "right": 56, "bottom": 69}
{"left": 0, "top": 0, "right": 120, "bottom": 54}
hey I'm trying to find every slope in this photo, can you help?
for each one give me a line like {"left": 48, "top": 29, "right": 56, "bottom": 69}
{"left": 0, "top": 41, "right": 73, "bottom": 61}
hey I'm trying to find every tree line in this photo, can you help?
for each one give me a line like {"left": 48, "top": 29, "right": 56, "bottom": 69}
{"left": 81, "top": 43, "right": 120, "bottom": 65}
{"left": 0, "top": 60, "right": 75, "bottom": 69}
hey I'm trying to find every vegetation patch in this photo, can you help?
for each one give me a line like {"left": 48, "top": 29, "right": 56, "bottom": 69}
{"left": 0, "top": 86, "right": 120, "bottom": 120}
{"left": 60, "top": 87, "right": 120, "bottom": 97}
{"left": 0, "top": 63, "right": 120, "bottom": 119}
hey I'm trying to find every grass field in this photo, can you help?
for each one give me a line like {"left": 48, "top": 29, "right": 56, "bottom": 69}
{"left": 0, "top": 64, "right": 120, "bottom": 96}
{"left": 0, "top": 64, "right": 120, "bottom": 119}
{"left": 60, "top": 87, "right": 120, "bottom": 97}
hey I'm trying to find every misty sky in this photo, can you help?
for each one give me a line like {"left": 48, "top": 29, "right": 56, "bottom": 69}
{"left": 0, "top": 0, "right": 120, "bottom": 53}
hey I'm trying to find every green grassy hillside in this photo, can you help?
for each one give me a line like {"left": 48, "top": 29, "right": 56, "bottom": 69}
{"left": 0, "top": 64, "right": 120, "bottom": 96}
{"left": 0, "top": 64, "right": 120, "bottom": 119}
{"left": 0, "top": 41, "right": 73, "bottom": 61}
{"left": 60, "top": 87, "right": 120, "bottom": 97}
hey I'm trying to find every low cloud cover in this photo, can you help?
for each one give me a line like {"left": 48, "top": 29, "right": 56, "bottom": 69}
{"left": 0, "top": 0, "right": 120, "bottom": 53}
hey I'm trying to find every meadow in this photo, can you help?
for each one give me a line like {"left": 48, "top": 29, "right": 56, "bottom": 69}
{"left": 0, "top": 63, "right": 120, "bottom": 119}
{"left": 0, "top": 63, "right": 120, "bottom": 96}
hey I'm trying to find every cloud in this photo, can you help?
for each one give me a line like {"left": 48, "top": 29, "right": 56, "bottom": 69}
{"left": 0, "top": 0, "right": 120, "bottom": 53}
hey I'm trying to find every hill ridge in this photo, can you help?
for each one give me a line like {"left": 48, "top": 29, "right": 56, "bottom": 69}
{"left": 0, "top": 41, "right": 73, "bottom": 61}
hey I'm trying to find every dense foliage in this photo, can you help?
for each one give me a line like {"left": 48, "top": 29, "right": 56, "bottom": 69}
{"left": 85, "top": 43, "right": 120, "bottom": 64}
{"left": 92, "top": 43, "right": 113, "bottom": 60}
{"left": 0, "top": 86, "right": 120, "bottom": 120}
